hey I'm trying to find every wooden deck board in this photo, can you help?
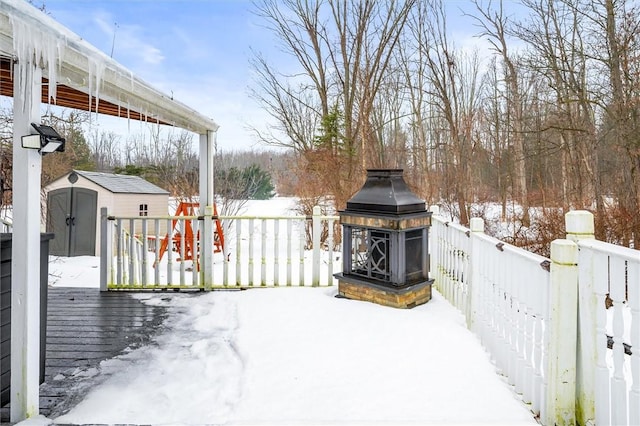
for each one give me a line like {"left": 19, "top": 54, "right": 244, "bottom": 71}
{"left": 1, "top": 287, "right": 167, "bottom": 422}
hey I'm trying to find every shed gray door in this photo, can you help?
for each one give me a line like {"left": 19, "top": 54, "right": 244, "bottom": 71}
{"left": 47, "top": 188, "right": 97, "bottom": 256}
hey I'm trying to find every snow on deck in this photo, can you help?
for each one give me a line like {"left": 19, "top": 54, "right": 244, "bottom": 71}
{"left": 52, "top": 287, "right": 537, "bottom": 425}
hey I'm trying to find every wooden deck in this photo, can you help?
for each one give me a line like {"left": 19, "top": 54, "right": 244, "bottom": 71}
{"left": 1, "top": 287, "right": 168, "bottom": 422}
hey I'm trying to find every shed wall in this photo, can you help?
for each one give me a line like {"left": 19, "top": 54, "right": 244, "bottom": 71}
{"left": 110, "top": 193, "right": 169, "bottom": 234}
{"left": 43, "top": 174, "right": 169, "bottom": 256}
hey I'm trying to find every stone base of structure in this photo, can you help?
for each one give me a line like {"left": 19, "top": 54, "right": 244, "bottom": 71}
{"left": 336, "top": 277, "right": 433, "bottom": 309}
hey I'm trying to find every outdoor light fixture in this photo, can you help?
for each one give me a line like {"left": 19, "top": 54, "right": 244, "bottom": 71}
{"left": 21, "top": 123, "right": 65, "bottom": 155}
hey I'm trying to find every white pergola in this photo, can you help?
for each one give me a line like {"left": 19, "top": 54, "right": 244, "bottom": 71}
{"left": 0, "top": 0, "right": 219, "bottom": 420}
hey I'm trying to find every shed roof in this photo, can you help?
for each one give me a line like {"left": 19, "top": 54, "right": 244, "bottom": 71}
{"left": 73, "top": 170, "right": 170, "bottom": 195}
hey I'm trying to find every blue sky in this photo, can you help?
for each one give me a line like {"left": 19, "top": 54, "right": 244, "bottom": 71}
{"left": 42, "top": 0, "right": 278, "bottom": 152}
{"left": 38, "top": 0, "right": 488, "bottom": 153}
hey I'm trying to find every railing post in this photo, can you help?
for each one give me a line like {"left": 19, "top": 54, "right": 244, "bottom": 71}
{"left": 312, "top": 206, "right": 321, "bottom": 287}
{"left": 100, "top": 207, "right": 111, "bottom": 292}
{"left": 428, "top": 205, "right": 440, "bottom": 289}
{"left": 468, "top": 217, "right": 484, "bottom": 331}
{"left": 565, "top": 210, "right": 595, "bottom": 244}
{"left": 202, "top": 206, "right": 214, "bottom": 290}
{"left": 565, "top": 210, "right": 596, "bottom": 426}
{"left": 546, "top": 239, "right": 578, "bottom": 426}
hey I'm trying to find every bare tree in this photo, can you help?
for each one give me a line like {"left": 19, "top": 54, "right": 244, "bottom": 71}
{"left": 398, "top": 4, "right": 440, "bottom": 205}
{"left": 512, "top": 0, "right": 599, "bottom": 212}
{"left": 410, "top": 0, "right": 483, "bottom": 225}
{"left": 0, "top": 104, "right": 13, "bottom": 211}
{"left": 41, "top": 110, "right": 94, "bottom": 184}
{"left": 88, "top": 129, "right": 123, "bottom": 171}
{"left": 250, "top": 0, "right": 416, "bottom": 210}
{"left": 597, "top": 0, "right": 640, "bottom": 245}
{"left": 472, "top": 0, "right": 531, "bottom": 225}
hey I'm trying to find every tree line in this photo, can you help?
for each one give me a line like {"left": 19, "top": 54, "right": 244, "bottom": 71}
{"left": 248, "top": 0, "right": 640, "bottom": 250}
{"left": 0, "top": 107, "right": 278, "bottom": 213}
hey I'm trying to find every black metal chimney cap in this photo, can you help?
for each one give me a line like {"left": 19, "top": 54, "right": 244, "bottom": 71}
{"left": 344, "top": 169, "right": 426, "bottom": 215}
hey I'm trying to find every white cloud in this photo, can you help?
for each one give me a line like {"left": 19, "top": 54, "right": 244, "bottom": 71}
{"left": 92, "top": 10, "right": 164, "bottom": 65}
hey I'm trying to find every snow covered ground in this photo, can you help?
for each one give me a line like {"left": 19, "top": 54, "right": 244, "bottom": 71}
{"left": 50, "top": 288, "right": 536, "bottom": 425}
{"left": 34, "top": 198, "right": 538, "bottom": 425}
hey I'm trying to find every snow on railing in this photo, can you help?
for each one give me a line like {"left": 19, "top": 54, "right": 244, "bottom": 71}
{"left": 430, "top": 210, "right": 551, "bottom": 420}
{"left": 577, "top": 238, "right": 639, "bottom": 426}
{"left": 100, "top": 207, "right": 341, "bottom": 290}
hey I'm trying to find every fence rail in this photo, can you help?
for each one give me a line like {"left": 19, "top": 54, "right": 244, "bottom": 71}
{"left": 101, "top": 206, "right": 340, "bottom": 290}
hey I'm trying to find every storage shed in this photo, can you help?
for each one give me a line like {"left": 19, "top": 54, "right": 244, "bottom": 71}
{"left": 44, "top": 170, "right": 170, "bottom": 256}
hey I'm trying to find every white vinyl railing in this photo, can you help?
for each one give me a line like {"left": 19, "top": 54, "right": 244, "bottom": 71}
{"left": 431, "top": 208, "right": 639, "bottom": 426}
{"left": 430, "top": 217, "right": 472, "bottom": 318}
{"left": 576, "top": 238, "right": 639, "bottom": 426}
{"left": 430, "top": 211, "right": 551, "bottom": 421}
{"left": 472, "top": 226, "right": 550, "bottom": 417}
{"left": 101, "top": 206, "right": 340, "bottom": 290}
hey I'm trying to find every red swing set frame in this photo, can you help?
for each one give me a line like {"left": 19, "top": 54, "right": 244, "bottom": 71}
{"left": 155, "top": 202, "right": 224, "bottom": 265}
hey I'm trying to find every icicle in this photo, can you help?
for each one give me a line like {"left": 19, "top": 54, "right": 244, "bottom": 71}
{"left": 10, "top": 17, "right": 34, "bottom": 114}
{"left": 87, "top": 58, "right": 93, "bottom": 113}
{"left": 10, "top": 14, "right": 62, "bottom": 108}
{"left": 91, "top": 57, "right": 105, "bottom": 121}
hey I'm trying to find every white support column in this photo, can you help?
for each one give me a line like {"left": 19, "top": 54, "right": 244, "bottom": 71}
{"left": 565, "top": 210, "right": 596, "bottom": 426}
{"left": 312, "top": 206, "right": 321, "bottom": 287}
{"left": 545, "top": 239, "right": 579, "bottom": 426}
{"left": 100, "top": 207, "right": 112, "bottom": 292}
{"left": 202, "top": 207, "right": 214, "bottom": 290}
{"left": 428, "top": 205, "right": 440, "bottom": 289}
{"left": 199, "top": 130, "right": 216, "bottom": 289}
{"left": 11, "top": 61, "right": 42, "bottom": 421}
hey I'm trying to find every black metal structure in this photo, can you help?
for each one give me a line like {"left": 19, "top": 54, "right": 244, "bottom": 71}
{"left": 335, "top": 169, "right": 433, "bottom": 308}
